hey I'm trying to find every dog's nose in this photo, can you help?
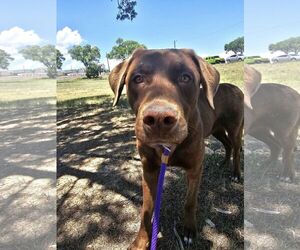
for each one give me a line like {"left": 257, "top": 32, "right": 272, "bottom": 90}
{"left": 143, "top": 106, "right": 178, "bottom": 131}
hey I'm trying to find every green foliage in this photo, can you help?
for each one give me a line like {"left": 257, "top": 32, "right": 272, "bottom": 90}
{"left": 86, "top": 63, "right": 101, "bottom": 78}
{"left": 57, "top": 49, "right": 65, "bottom": 70}
{"left": 20, "top": 45, "right": 65, "bottom": 78}
{"left": 224, "top": 37, "right": 244, "bottom": 54}
{"left": 68, "top": 45, "right": 101, "bottom": 78}
{"left": 116, "top": 0, "right": 137, "bottom": 21}
{"left": 0, "top": 49, "right": 14, "bottom": 69}
{"left": 244, "top": 56, "right": 269, "bottom": 64}
{"left": 269, "top": 37, "right": 300, "bottom": 54}
{"left": 107, "top": 38, "right": 146, "bottom": 60}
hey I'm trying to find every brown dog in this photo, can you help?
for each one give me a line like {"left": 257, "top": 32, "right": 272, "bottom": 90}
{"left": 244, "top": 65, "right": 300, "bottom": 182}
{"left": 109, "top": 48, "right": 243, "bottom": 249}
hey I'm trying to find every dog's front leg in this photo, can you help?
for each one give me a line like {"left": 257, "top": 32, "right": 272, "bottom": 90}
{"left": 183, "top": 150, "right": 204, "bottom": 245}
{"left": 129, "top": 158, "right": 159, "bottom": 250}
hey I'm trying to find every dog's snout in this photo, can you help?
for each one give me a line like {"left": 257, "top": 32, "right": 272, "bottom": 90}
{"left": 143, "top": 106, "right": 178, "bottom": 131}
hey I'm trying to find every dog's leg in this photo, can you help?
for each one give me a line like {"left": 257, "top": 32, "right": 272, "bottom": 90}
{"left": 248, "top": 127, "right": 281, "bottom": 166}
{"left": 281, "top": 129, "right": 297, "bottom": 182}
{"left": 183, "top": 158, "right": 203, "bottom": 246}
{"left": 213, "top": 129, "right": 232, "bottom": 167}
{"left": 231, "top": 124, "right": 243, "bottom": 181}
{"left": 129, "top": 159, "right": 159, "bottom": 250}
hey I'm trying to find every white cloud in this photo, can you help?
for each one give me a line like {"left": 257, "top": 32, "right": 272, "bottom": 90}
{"left": 56, "top": 27, "right": 84, "bottom": 70}
{"left": 56, "top": 27, "right": 83, "bottom": 48}
{"left": 0, "top": 26, "right": 42, "bottom": 47}
{"left": 0, "top": 27, "right": 43, "bottom": 70}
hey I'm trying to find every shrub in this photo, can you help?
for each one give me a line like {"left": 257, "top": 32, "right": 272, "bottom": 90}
{"left": 86, "top": 63, "right": 100, "bottom": 78}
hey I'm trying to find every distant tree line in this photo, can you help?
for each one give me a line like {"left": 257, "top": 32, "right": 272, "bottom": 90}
{"left": 3, "top": 35, "right": 299, "bottom": 79}
{"left": 224, "top": 37, "right": 244, "bottom": 54}
{"left": 0, "top": 37, "right": 145, "bottom": 79}
{"left": 269, "top": 37, "right": 300, "bottom": 54}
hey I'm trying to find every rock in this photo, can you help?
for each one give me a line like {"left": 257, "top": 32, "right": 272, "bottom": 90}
{"left": 205, "top": 147, "right": 214, "bottom": 155}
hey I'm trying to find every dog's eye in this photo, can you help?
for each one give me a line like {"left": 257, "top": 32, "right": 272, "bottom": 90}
{"left": 179, "top": 73, "right": 192, "bottom": 83}
{"left": 133, "top": 74, "right": 144, "bottom": 84}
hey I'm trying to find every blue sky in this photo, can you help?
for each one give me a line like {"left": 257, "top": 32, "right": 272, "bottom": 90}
{"left": 245, "top": 0, "right": 300, "bottom": 56}
{"left": 57, "top": 0, "right": 244, "bottom": 64}
{"left": 1, "top": 0, "right": 56, "bottom": 44}
{"left": 1, "top": 0, "right": 300, "bottom": 70}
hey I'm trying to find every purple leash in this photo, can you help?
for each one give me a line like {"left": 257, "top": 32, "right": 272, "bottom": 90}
{"left": 150, "top": 145, "right": 171, "bottom": 250}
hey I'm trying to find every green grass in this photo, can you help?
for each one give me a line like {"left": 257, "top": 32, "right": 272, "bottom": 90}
{"left": 2, "top": 61, "right": 298, "bottom": 107}
{"left": 0, "top": 78, "right": 55, "bottom": 107}
{"left": 250, "top": 61, "right": 300, "bottom": 91}
{"left": 214, "top": 62, "right": 244, "bottom": 87}
{"left": 57, "top": 78, "right": 113, "bottom": 107}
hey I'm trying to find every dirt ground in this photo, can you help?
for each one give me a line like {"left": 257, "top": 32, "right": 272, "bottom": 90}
{"left": 0, "top": 102, "right": 56, "bottom": 249}
{"left": 57, "top": 95, "right": 244, "bottom": 250}
{"left": 57, "top": 94, "right": 299, "bottom": 250}
{"left": 244, "top": 135, "right": 300, "bottom": 249}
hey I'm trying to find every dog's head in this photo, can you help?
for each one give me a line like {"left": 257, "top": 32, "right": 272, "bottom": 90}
{"left": 109, "top": 48, "right": 219, "bottom": 148}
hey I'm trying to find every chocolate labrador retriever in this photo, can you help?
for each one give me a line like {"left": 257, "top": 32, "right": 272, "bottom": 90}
{"left": 109, "top": 48, "right": 243, "bottom": 249}
{"left": 244, "top": 65, "right": 300, "bottom": 182}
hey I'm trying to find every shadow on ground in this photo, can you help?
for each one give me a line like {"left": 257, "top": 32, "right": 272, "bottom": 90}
{"left": 244, "top": 135, "right": 300, "bottom": 249}
{"left": 57, "top": 95, "right": 244, "bottom": 250}
{"left": 0, "top": 99, "right": 56, "bottom": 250}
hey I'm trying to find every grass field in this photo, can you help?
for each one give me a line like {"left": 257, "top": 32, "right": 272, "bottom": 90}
{"left": 215, "top": 62, "right": 243, "bottom": 87}
{"left": 251, "top": 61, "right": 300, "bottom": 91}
{"left": 0, "top": 78, "right": 55, "bottom": 107}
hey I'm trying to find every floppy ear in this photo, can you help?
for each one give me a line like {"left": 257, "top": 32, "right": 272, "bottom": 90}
{"left": 244, "top": 65, "right": 261, "bottom": 109}
{"left": 108, "top": 60, "right": 130, "bottom": 106}
{"left": 108, "top": 48, "right": 145, "bottom": 106}
{"left": 181, "top": 49, "right": 220, "bottom": 109}
{"left": 197, "top": 56, "right": 220, "bottom": 109}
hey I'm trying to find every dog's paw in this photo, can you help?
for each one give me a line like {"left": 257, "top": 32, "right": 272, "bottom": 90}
{"left": 127, "top": 239, "right": 149, "bottom": 250}
{"left": 277, "top": 175, "right": 293, "bottom": 183}
{"left": 182, "top": 226, "right": 196, "bottom": 248}
{"left": 230, "top": 174, "right": 241, "bottom": 183}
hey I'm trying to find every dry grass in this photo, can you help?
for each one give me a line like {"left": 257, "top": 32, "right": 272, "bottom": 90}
{"left": 251, "top": 61, "right": 300, "bottom": 91}
{"left": 215, "top": 62, "right": 244, "bottom": 87}
{"left": 0, "top": 78, "right": 55, "bottom": 106}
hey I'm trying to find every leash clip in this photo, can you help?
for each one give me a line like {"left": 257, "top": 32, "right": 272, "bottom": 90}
{"left": 161, "top": 145, "right": 171, "bottom": 164}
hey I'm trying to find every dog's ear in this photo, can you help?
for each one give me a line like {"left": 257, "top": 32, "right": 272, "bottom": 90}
{"left": 182, "top": 49, "right": 220, "bottom": 109}
{"left": 197, "top": 56, "right": 220, "bottom": 109}
{"left": 109, "top": 60, "right": 129, "bottom": 106}
{"left": 109, "top": 48, "right": 144, "bottom": 106}
{"left": 244, "top": 65, "right": 261, "bottom": 109}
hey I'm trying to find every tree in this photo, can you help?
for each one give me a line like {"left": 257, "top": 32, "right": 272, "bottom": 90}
{"left": 69, "top": 44, "right": 101, "bottom": 78}
{"left": 224, "top": 37, "right": 244, "bottom": 54}
{"left": 115, "top": 0, "right": 137, "bottom": 21}
{"left": 269, "top": 37, "right": 300, "bottom": 54}
{"left": 0, "top": 49, "right": 14, "bottom": 69}
{"left": 56, "top": 49, "right": 65, "bottom": 70}
{"left": 107, "top": 38, "right": 146, "bottom": 60}
{"left": 20, "top": 45, "right": 65, "bottom": 78}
